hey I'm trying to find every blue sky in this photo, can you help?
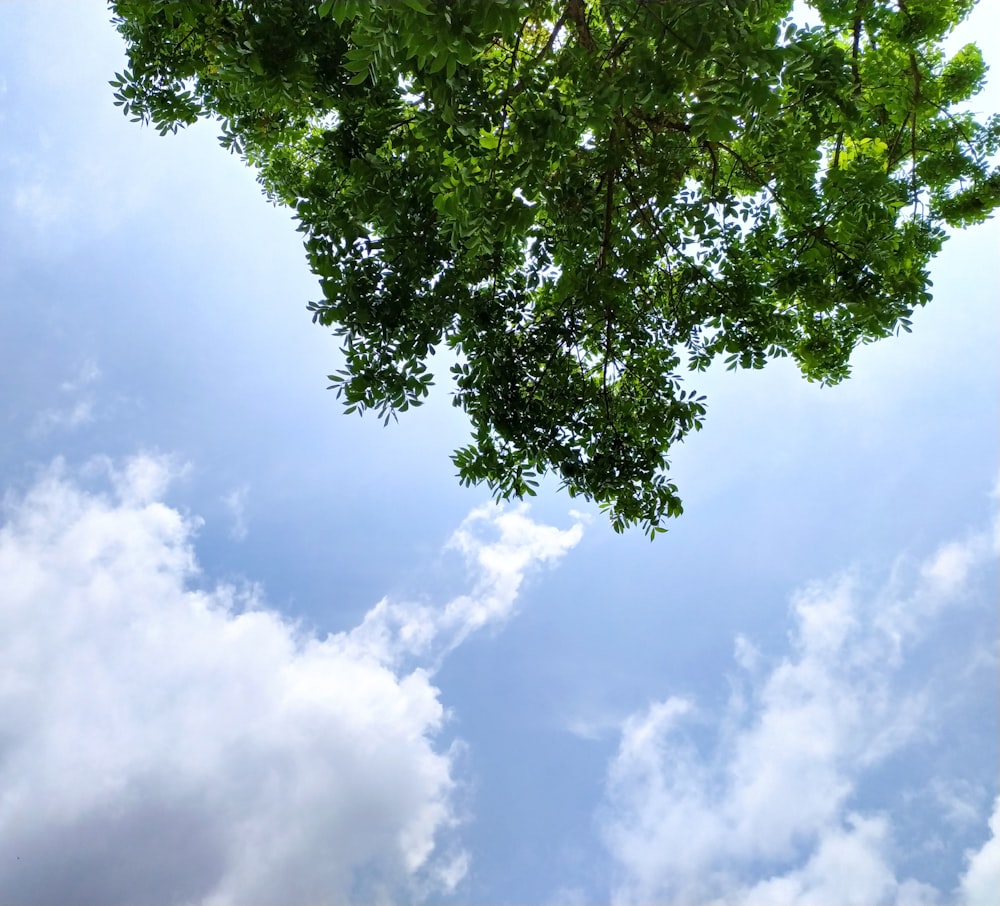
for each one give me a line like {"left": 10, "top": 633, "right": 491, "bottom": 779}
{"left": 0, "top": 3, "right": 997, "bottom": 904}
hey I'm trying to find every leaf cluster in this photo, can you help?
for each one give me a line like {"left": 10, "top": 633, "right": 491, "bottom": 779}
{"left": 110, "top": 0, "right": 999, "bottom": 535}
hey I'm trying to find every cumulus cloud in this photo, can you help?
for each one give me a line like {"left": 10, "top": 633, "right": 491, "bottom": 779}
{"left": 600, "top": 522, "right": 998, "bottom": 905}
{"left": 736, "top": 813, "right": 939, "bottom": 906}
{"left": 0, "top": 455, "right": 582, "bottom": 905}
{"left": 959, "top": 796, "right": 1000, "bottom": 906}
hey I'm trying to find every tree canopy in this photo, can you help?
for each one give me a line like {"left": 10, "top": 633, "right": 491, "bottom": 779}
{"left": 110, "top": 0, "right": 999, "bottom": 535}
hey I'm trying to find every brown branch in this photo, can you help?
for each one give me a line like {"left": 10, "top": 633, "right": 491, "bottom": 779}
{"left": 597, "top": 4, "right": 643, "bottom": 70}
{"left": 909, "top": 52, "right": 922, "bottom": 205}
{"left": 851, "top": 2, "right": 864, "bottom": 95}
{"left": 508, "top": 10, "right": 567, "bottom": 98}
{"left": 832, "top": 131, "right": 845, "bottom": 170}
{"left": 621, "top": 177, "right": 671, "bottom": 259}
{"left": 602, "top": 309, "right": 614, "bottom": 424}
{"left": 928, "top": 100, "right": 981, "bottom": 160}
{"left": 885, "top": 119, "right": 908, "bottom": 171}
{"left": 628, "top": 107, "right": 691, "bottom": 135}
{"left": 601, "top": 3, "right": 618, "bottom": 45}
{"left": 641, "top": 2, "right": 697, "bottom": 54}
{"left": 705, "top": 141, "right": 720, "bottom": 196}
{"left": 597, "top": 165, "right": 616, "bottom": 271}
{"left": 566, "top": 0, "right": 597, "bottom": 52}
{"left": 504, "top": 16, "right": 527, "bottom": 98}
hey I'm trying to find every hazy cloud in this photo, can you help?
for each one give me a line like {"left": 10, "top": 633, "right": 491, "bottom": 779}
{"left": 221, "top": 485, "right": 250, "bottom": 541}
{"left": 29, "top": 359, "right": 101, "bottom": 436}
{"left": 0, "top": 7, "right": 161, "bottom": 244}
{"left": 600, "top": 520, "right": 998, "bottom": 905}
{"left": 0, "top": 455, "right": 582, "bottom": 905}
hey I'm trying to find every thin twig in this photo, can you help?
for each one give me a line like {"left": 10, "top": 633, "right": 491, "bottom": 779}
{"left": 507, "top": 10, "right": 568, "bottom": 98}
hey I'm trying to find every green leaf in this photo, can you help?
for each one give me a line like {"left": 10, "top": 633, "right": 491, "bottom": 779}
{"left": 478, "top": 129, "right": 500, "bottom": 150}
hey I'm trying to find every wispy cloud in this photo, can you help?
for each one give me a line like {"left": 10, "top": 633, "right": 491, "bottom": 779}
{"left": 11, "top": 177, "right": 72, "bottom": 233}
{"left": 0, "top": 455, "right": 582, "bottom": 905}
{"left": 221, "top": 485, "right": 250, "bottom": 541}
{"left": 599, "top": 513, "right": 998, "bottom": 905}
{"left": 29, "top": 359, "right": 100, "bottom": 437}
{"left": 0, "top": 7, "right": 166, "bottom": 247}
{"left": 349, "top": 503, "right": 584, "bottom": 669}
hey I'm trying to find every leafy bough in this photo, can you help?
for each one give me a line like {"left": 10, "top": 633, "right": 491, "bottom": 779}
{"left": 111, "top": 0, "right": 1000, "bottom": 535}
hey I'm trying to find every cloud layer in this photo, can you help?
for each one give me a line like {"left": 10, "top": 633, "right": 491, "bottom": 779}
{"left": 600, "top": 519, "right": 999, "bottom": 905}
{"left": 0, "top": 456, "right": 581, "bottom": 905}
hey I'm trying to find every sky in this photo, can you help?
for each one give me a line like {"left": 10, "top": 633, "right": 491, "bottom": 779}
{"left": 0, "top": 3, "right": 997, "bottom": 905}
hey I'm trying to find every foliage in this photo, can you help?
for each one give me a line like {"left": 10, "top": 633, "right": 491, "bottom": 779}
{"left": 110, "top": 0, "right": 1000, "bottom": 535}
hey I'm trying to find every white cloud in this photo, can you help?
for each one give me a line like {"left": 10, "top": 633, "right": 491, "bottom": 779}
{"left": 928, "top": 778, "right": 992, "bottom": 831}
{"left": 0, "top": 455, "right": 582, "bottom": 905}
{"left": 919, "top": 532, "right": 994, "bottom": 598}
{"left": 349, "top": 503, "right": 584, "bottom": 669}
{"left": 959, "top": 796, "right": 1000, "bottom": 906}
{"left": 600, "top": 521, "right": 998, "bottom": 905}
{"left": 736, "top": 813, "right": 939, "bottom": 906}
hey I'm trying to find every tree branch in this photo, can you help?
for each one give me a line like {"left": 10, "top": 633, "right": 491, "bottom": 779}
{"left": 567, "top": 0, "right": 597, "bottom": 52}
{"left": 851, "top": 2, "right": 865, "bottom": 95}
{"left": 508, "top": 10, "right": 567, "bottom": 98}
{"left": 597, "top": 165, "right": 616, "bottom": 271}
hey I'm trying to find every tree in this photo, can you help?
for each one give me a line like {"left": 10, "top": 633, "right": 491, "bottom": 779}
{"left": 110, "top": 0, "right": 999, "bottom": 535}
